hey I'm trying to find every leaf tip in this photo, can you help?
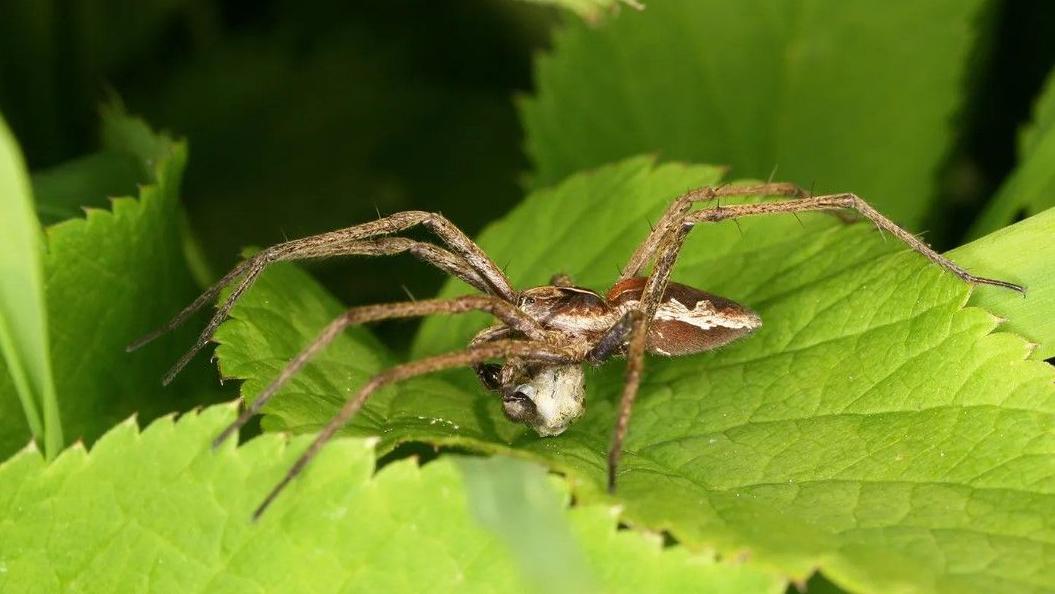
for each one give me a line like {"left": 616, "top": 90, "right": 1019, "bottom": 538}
{"left": 19, "top": 439, "right": 40, "bottom": 457}
{"left": 1024, "top": 341, "right": 1040, "bottom": 359}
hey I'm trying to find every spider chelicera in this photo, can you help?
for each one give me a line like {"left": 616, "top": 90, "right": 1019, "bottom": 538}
{"left": 129, "top": 182, "right": 1023, "bottom": 518}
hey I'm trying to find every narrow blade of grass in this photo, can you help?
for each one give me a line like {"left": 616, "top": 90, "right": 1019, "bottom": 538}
{"left": 0, "top": 115, "right": 62, "bottom": 459}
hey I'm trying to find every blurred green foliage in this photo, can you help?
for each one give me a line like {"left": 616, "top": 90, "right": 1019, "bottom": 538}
{"left": 0, "top": 0, "right": 555, "bottom": 352}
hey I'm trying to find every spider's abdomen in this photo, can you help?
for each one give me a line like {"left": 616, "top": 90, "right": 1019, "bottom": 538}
{"left": 606, "top": 277, "right": 761, "bottom": 356}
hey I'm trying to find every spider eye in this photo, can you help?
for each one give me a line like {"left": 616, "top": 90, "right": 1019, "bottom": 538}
{"left": 474, "top": 363, "right": 503, "bottom": 391}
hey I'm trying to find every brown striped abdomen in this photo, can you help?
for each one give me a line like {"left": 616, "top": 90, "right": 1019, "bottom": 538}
{"left": 606, "top": 277, "right": 761, "bottom": 356}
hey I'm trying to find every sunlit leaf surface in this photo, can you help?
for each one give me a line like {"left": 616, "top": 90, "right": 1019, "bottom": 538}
{"left": 217, "top": 158, "right": 1055, "bottom": 594}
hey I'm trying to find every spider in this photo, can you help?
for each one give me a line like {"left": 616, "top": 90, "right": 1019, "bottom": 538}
{"left": 129, "top": 182, "right": 1023, "bottom": 519}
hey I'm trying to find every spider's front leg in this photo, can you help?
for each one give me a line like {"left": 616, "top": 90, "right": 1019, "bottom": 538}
{"left": 129, "top": 211, "right": 519, "bottom": 384}
{"left": 620, "top": 182, "right": 808, "bottom": 281}
{"left": 606, "top": 221, "right": 693, "bottom": 491}
{"left": 683, "top": 193, "right": 1025, "bottom": 292}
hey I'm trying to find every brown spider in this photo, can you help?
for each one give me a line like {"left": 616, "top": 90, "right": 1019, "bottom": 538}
{"left": 129, "top": 182, "right": 1023, "bottom": 519}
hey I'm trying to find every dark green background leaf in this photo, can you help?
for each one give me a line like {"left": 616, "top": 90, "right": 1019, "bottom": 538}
{"left": 520, "top": 0, "right": 990, "bottom": 228}
{"left": 969, "top": 70, "right": 1055, "bottom": 238}
{"left": 31, "top": 150, "right": 143, "bottom": 225}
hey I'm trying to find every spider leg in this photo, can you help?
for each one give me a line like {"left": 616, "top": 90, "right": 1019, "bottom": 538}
{"left": 213, "top": 295, "right": 548, "bottom": 447}
{"left": 586, "top": 310, "right": 638, "bottom": 364}
{"left": 469, "top": 325, "right": 515, "bottom": 391}
{"left": 130, "top": 211, "right": 513, "bottom": 350}
{"left": 251, "top": 339, "right": 580, "bottom": 520}
{"left": 145, "top": 238, "right": 490, "bottom": 384}
{"left": 550, "top": 273, "right": 575, "bottom": 287}
{"left": 128, "top": 237, "right": 484, "bottom": 358}
{"left": 606, "top": 225, "right": 690, "bottom": 491}
{"left": 606, "top": 190, "right": 1023, "bottom": 492}
{"left": 282, "top": 210, "right": 515, "bottom": 299}
{"left": 132, "top": 212, "right": 516, "bottom": 383}
{"left": 683, "top": 194, "right": 1025, "bottom": 292}
{"left": 621, "top": 183, "right": 806, "bottom": 280}
{"left": 606, "top": 310, "right": 645, "bottom": 491}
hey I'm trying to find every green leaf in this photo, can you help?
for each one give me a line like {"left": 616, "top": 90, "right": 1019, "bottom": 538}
{"left": 0, "top": 107, "right": 219, "bottom": 459}
{"left": 213, "top": 257, "right": 394, "bottom": 436}
{"left": 953, "top": 206, "right": 1055, "bottom": 360}
{"left": 969, "top": 69, "right": 1055, "bottom": 238}
{"left": 0, "top": 403, "right": 784, "bottom": 594}
{"left": 30, "top": 150, "right": 143, "bottom": 225}
{"left": 216, "top": 157, "right": 1055, "bottom": 594}
{"left": 520, "top": 0, "right": 991, "bottom": 228}
{"left": 457, "top": 456, "right": 598, "bottom": 593}
{"left": 0, "top": 114, "right": 62, "bottom": 458}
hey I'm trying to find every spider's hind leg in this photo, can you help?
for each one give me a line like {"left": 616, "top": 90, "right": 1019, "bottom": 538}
{"left": 213, "top": 295, "right": 547, "bottom": 448}
{"left": 251, "top": 338, "right": 579, "bottom": 520}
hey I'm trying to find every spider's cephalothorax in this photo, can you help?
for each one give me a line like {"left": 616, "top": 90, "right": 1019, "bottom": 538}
{"left": 130, "top": 182, "right": 1023, "bottom": 518}
{"left": 474, "top": 280, "right": 761, "bottom": 436}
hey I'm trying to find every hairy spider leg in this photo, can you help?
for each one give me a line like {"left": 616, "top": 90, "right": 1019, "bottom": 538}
{"left": 607, "top": 223, "right": 689, "bottom": 492}
{"left": 251, "top": 339, "right": 582, "bottom": 520}
{"left": 129, "top": 211, "right": 517, "bottom": 384}
{"left": 607, "top": 310, "right": 647, "bottom": 491}
{"left": 682, "top": 194, "right": 1025, "bottom": 292}
{"left": 621, "top": 182, "right": 807, "bottom": 281}
{"left": 586, "top": 310, "right": 640, "bottom": 364}
{"left": 213, "top": 295, "right": 548, "bottom": 447}
{"left": 550, "top": 273, "right": 576, "bottom": 287}
{"left": 149, "top": 238, "right": 484, "bottom": 385}
{"left": 605, "top": 187, "right": 1025, "bottom": 492}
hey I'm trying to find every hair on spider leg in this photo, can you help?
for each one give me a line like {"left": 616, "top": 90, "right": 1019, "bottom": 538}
{"left": 766, "top": 163, "right": 780, "bottom": 185}
{"left": 713, "top": 196, "right": 737, "bottom": 232}
{"left": 400, "top": 284, "right": 417, "bottom": 302}
{"left": 730, "top": 215, "right": 745, "bottom": 237}
{"left": 137, "top": 183, "right": 1023, "bottom": 518}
